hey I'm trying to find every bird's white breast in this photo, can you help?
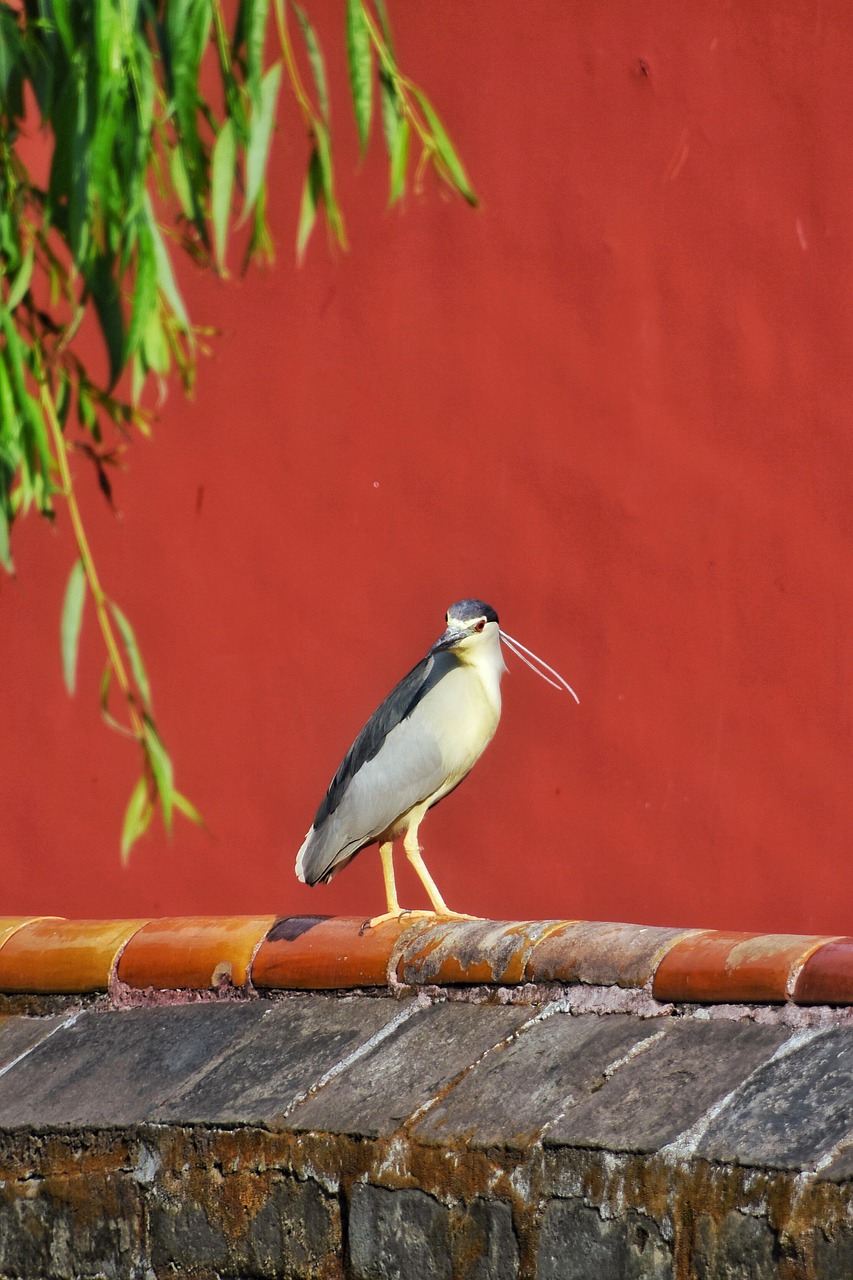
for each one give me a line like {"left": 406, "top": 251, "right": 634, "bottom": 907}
{"left": 417, "top": 657, "right": 502, "bottom": 796}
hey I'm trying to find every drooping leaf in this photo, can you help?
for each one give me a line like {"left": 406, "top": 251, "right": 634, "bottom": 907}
{"left": 61, "top": 557, "right": 87, "bottom": 695}
{"left": 211, "top": 116, "right": 237, "bottom": 271}
{"left": 389, "top": 115, "right": 409, "bottom": 206}
{"left": 109, "top": 599, "right": 152, "bottom": 711}
{"left": 121, "top": 773, "right": 153, "bottom": 863}
{"left": 296, "top": 147, "right": 321, "bottom": 263}
{"left": 143, "top": 713, "right": 174, "bottom": 832}
{"left": 143, "top": 192, "right": 191, "bottom": 332}
{"left": 345, "top": 0, "right": 372, "bottom": 155}
{"left": 5, "top": 244, "right": 34, "bottom": 311}
{"left": 314, "top": 122, "right": 345, "bottom": 246}
{"left": 0, "top": 501, "right": 12, "bottom": 574}
{"left": 244, "top": 61, "right": 282, "bottom": 218}
{"left": 235, "top": 0, "right": 270, "bottom": 107}
{"left": 127, "top": 218, "right": 158, "bottom": 358}
{"left": 292, "top": 4, "right": 329, "bottom": 121}
{"left": 86, "top": 253, "right": 126, "bottom": 388}
{"left": 173, "top": 790, "right": 205, "bottom": 827}
{"left": 413, "top": 88, "right": 478, "bottom": 206}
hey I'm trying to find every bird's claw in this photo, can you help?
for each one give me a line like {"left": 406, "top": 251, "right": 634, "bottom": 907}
{"left": 360, "top": 908, "right": 481, "bottom": 933}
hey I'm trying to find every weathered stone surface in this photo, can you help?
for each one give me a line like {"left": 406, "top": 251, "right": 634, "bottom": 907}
{"left": 813, "top": 1225, "right": 853, "bottom": 1279}
{"left": 149, "top": 1171, "right": 341, "bottom": 1278}
{"left": 815, "top": 1143, "right": 853, "bottom": 1182}
{"left": 697, "top": 1027, "right": 853, "bottom": 1168}
{"left": 526, "top": 921, "right": 690, "bottom": 988}
{"left": 693, "top": 1211, "right": 777, "bottom": 1280}
{"left": 547, "top": 1018, "right": 787, "bottom": 1153}
{"left": 453, "top": 1198, "right": 519, "bottom": 1280}
{"left": 0, "top": 1169, "right": 141, "bottom": 1279}
{"left": 0, "top": 1013, "right": 66, "bottom": 1069}
{"left": 397, "top": 920, "right": 560, "bottom": 986}
{"left": 537, "top": 1200, "right": 672, "bottom": 1279}
{"left": 288, "top": 1001, "right": 529, "bottom": 1137}
{"left": 154, "top": 995, "right": 410, "bottom": 1124}
{"left": 0, "top": 1003, "right": 269, "bottom": 1128}
{"left": 349, "top": 1185, "right": 452, "bottom": 1280}
{"left": 413, "top": 1013, "right": 658, "bottom": 1149}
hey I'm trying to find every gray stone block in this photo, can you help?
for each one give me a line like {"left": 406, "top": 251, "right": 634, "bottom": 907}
{"left": 288, "top": 1001, "right": 530, "bottom": 1137}
{"left": 453, "top": 1198, "right": 519, "bottom": 1279}
{"left": 0, "top": 1003, "right": 270, "bottom": 1128}
{"left": 413, "top": 1013, "right": 659, "bottom": 1150}
{"left": 547, "top": 1019, "right": 786, "bottom": 1153}
{"left": 0, "top": 1171, "right": 141, "bottom": 1279}
{"left": 697, "top": 1027, "right": 853, "bottom": 1168}
{"left": 349, "top": 1184, "right": 452, "bottom": 1280}
{"left": 150, "top": 1172, "right": 341, "bottom": 1278}
{"left": 813, "top": 1225, "right": 853, "bottom": 1278}
{"left": 0, "top": 1014, "right": 67, "bottom": 1070}
{"left": 693, "top": 1211, "right": 777, "bottom": 1280}
{"left": 537, "top": 1200, "right": 672, "bottom": 1279}
{"left": 154, "top": 995, "right": 410, "bottom": 1124}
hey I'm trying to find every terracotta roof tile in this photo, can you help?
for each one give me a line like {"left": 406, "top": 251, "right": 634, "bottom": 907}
{"left": 117, "top": 916, "right": 277, "bottom": 990}
{"left": 0, "top": 918, "right": 149, "bottom": 993}
{"left": 652, "top": 930, "right": 835, "bottom": 1003}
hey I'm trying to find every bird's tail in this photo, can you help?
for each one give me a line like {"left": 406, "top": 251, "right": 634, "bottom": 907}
{"left": 296, "top": 823, "right": 361, "bottom": 886}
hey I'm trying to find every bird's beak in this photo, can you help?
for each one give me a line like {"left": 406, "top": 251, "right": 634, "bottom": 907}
{"left": 430, "top": 625, "right": 468, "bottom": 654}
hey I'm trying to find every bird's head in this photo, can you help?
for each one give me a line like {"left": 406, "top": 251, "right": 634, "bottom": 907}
{"left": 430, "top": 599, "right": 502, "bottom": 662}
{"left": 432, "top": 599, "right": 580, "bottom": 700}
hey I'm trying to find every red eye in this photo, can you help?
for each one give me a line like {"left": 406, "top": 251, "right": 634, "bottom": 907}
{"left": 475, "top": 619, "right": 486, "bottom": 633}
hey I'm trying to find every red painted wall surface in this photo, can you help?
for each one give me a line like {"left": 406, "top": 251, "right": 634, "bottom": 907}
{"left": 2, "top": 2, "right": 852, "bottom": 933}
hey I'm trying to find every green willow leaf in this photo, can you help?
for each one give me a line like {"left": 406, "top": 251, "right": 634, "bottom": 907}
{"left": 121, "top": 773, "right": 153, "bottom": 863}
{"left": 174, "top": 789, "right": 205, "bottom": 827}
{"left": 244, "top": 61, "right": 282, "bottom": 218}
{"left": 239, "top": 0, "right": 270, "bottom": 106}
{"left": 127, "top": 219, "right": 157, "bottom": 358}
{"left": 296, "top": 147, "right": 321, "bottom": 263}
{"left": 314, "top": 122, "right": 345, "bottom": 246}
{"left": 109, "top": 599, "right": 152, "bottom": 711}
{"left": 169, "top": 146, "right": 194, "bottom": 221}
{"left": 379, "top": 69, "right": 399, "bottom": 159}
{"left": 143, "top": 713, "right": 174, "bottom": 832}
{"left": 211, "top": 116, "right": 237, "bottom": 271}
{"left": 389, "top": 115, "right": 409, "bottom": 206}
{"left": 61, "top": 557, "right": 87, "bottom": 695}
{"left": 0, "top": 502, "right": 13, "bottom": 574}
{"left": 413, "top": 88, "right": 478, "bottom": 206}
{"left": 6, "top": 245, "right": 34, "bottom": 311}
{"left": 293, "top": 5, "right": 329, "bottom": 121}
{"left": 345, "top": 0, "right": 372, "bottom": 155}
{"left": 86, "top": 253, "right": 126, "bottom": 388}
{"left": 143, "top": 192, "right": 191, "bottom": 332}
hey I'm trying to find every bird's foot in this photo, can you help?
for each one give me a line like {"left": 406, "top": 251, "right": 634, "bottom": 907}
{"left": 433, "top": 910, "right": 481, "bottom": 921}
{"left": 361, "top": 908, "right": 439, "bottom": 933}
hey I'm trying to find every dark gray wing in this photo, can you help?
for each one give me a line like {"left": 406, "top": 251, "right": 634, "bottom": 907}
{"left": 313, "top": 650, "right": 455, "bottom": 828}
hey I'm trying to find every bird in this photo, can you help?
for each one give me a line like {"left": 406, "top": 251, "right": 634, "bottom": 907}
{"left": 295, "top": 599, "right": 579, "bottom": 926}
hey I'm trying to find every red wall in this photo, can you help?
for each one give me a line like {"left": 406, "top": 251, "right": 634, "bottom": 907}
{"left": 2, "top": 1, "right": 852, "bottom": 933}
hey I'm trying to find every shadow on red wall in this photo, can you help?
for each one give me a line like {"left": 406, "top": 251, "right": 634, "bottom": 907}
{"left": 2, "top": 1, "right": 852, "bottom": 934}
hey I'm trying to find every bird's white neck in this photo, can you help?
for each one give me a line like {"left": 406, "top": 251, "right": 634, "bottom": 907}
{"left": 455, "top": 623, "right": 505, "bottom": 715}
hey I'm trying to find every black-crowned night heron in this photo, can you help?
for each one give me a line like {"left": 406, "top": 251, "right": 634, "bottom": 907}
{"left": 296, "top": 599, "right": 578, "bottom": 925}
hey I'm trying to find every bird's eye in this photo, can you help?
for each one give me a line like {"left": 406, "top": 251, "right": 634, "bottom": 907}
{"left": 475, "top": 619, "right": 486, "bottom": 633}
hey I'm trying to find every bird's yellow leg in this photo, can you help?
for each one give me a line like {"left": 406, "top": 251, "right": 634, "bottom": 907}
{"left": 364, "top": 841, "right": 437, "bottom": 930}
{"left": 403, "top": 824, "right": 478, "bottom": 920}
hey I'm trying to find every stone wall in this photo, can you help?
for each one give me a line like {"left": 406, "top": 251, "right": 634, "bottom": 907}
{"left": 1, "top": 992, "right": 853, "bottom": 1278}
